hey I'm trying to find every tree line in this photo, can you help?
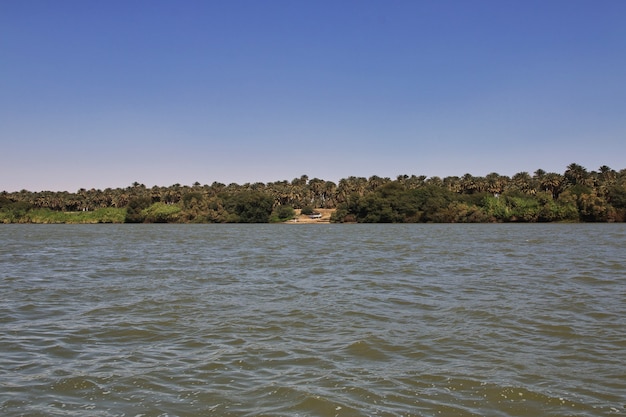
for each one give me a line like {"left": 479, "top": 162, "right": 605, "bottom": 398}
{"left": 1, "top": 163, "right": 626, "bottom": 223}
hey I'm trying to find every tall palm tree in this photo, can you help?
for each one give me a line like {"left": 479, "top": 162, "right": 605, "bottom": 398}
{"left": 596, "top": 165, "right": 617, "bottom": 197}
{"left": 308, "top": 178, "right": 326, "bottom": 207}
{"left": 533, "top": 169, "right": 546, "bottom": 181}
{"left": 443, "top": 176, "right": 461, "bottom": 193}
{"left": 485, "top": 172, "right": 506, "bottom": 195}
{"left": 367, "top": 175, "right": 387, "bottom": 192}
{"left": 540, "top": 173, "right": 564, "bottom": 199}
{"left": 564, "top": 163, "right": 589, "bottom": 186}
{"left": 337, "top": 176, "right": 367, "bottom": 203}
{"left": 511, "top": 172, "right": 533, "bottom": 194}
{"left": 323, "top": 181, "right": 337, "bottom": 208}
{"left": 460, "top": 174, "right": 478, "bottom": 194}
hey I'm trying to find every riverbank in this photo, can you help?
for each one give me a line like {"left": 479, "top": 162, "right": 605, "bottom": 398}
{"left": 285, "top": 208, "right": 335, "bottom": 223}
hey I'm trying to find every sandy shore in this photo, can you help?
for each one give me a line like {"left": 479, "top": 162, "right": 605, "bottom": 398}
{"left": 285, "top": 208, "right": 335, "bottom": 223}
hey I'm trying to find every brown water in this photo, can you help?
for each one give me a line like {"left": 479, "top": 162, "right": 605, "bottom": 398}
{"left": 1, "top": 224, "right": 625, "bottom": 416}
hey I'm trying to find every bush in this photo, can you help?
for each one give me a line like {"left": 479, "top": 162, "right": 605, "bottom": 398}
{"left": 271, "top": 205, "right": 295, "bottom": 222}
{"left": 223, "top": 191, "right": 274, "bottom": 223}
{"left": 142, "top": 202, "right": 181, "bottom": 223}
{"left": 125, "top": 197, "right": 151, "bottom": 223}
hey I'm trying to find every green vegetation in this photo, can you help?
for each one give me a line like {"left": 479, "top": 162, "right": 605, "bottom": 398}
{"left": 270, "top": 205, "right": 296, "bottom": 223}
{"left": 2, "top": 164, "right": 626, "bottom": 223}
{"left": 222, "top": 191, "right": 274, "bottom": 223}
{"left": 124, "top": 197, "right": 151, "bottom": 223}
{"left": 142, "top": 202, "right": 182, "bottom": 223}
{"left": 0, "top": 206, "right": 126, "bottom": 224}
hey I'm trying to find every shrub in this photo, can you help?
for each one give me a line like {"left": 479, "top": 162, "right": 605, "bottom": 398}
{"left": 125, "top": 197, "right": 151, "bottom": 223}
{"left": 142, "top": 202, "right": 181, "bottom": 223}
{"left": 271, "top": 205, "right": 295, "bottom": 222}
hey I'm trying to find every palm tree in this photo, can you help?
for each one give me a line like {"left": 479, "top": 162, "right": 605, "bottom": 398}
{"left": 564, "top": 163, "right": 589, "bottom": 186}
{"left": 485, "top": 172, "right": 506, "bottom": 195}
{"left": 540, "top": 173, "right": 564, "bottom": 199}
{"left": 598, "top": 165, "right": 616, "bottom": 184}
{"left": 323, "top": 181, "right": 337, "bottom": 208}
{"left": 367, "top": 175, "right": 388, "bottom": 192}
{"left": 426, "top": 176, "right": 443, "bottom": 187}
{"left": 267, "top": 180, "right": 291, "bottom": 206}
{"left": 533, "top": 169, "right": 546, "bottom": 181}
{"left": 308, "top": 178, "right": 326, "bottom": 207}
{"left": 337, "top": 176, "right": 367, "bottom": 203}
{"left": 405, "top": 175, "right": 427, "bottom": 189}
{"left": 596, "top": 165, "right": 617, "bottom": 197}
{"left": 511, "top": 172, "right": 534, "bottom": 194}
{"left": 460, "top": 174, "right": 478, "bottom": 194}
{"left": 443, "top": 176, "right": 461, "bottom": 193}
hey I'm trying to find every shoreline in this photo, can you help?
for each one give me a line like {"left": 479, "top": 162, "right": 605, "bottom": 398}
{"left": 284, "top": 208, "right": 335, "bottom": 224}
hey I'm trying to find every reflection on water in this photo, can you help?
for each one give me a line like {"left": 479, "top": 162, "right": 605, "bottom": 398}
{"left": 1, "top": 224, "right": 625, "bottom": 416}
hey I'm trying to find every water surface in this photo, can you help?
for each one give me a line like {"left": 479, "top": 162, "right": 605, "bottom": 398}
{"left": 1, "top": 224, "right": 625, "bottom": 416}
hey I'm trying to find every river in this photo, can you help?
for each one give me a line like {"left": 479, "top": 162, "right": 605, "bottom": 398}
{"left": 1, "top": 224, "right": 625, "bottom": 416}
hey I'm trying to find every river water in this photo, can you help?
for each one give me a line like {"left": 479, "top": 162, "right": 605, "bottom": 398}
{"left": 1, "top": 224, "right": 625, "bottom": 416}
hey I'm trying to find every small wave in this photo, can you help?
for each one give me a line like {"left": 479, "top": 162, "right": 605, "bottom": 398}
{"left": 50, "top": 376, "right": 102, "bottom": 393}
{"left": 343, "top": 340, "right": 389, "bottom": 361}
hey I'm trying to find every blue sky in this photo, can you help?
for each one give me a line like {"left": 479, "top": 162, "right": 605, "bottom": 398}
{"left": 2, "top": 0, "right": 625, "bottom": 192}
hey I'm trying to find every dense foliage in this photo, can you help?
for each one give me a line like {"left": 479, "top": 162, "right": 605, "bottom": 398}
{"left": 2, "top": 164, "right": 626, "bottom": 223}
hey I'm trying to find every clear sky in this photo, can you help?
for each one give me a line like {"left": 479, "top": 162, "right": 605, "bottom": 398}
{"left": 2, "top": 0, "right": 625, "bottom": 192}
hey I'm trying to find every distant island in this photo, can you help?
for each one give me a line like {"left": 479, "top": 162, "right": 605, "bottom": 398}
{"left": 2, "top": 163, "right": 625, "bottom": 223}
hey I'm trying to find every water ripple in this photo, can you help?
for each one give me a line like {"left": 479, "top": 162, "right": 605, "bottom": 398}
{"left": 1, "top": 224, "right": 625, "bottom": 416}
